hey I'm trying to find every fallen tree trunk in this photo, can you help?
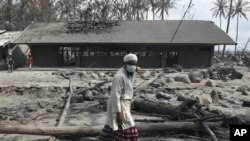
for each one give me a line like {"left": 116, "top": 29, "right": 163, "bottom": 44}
{"left": 49, "top": 77, "right": 74, "bottom": 141}
{"left": 0, "top": 122, "right": 200, "bottom": 136}
{"left": 133, "top": 98, "right": 196, "bottom": 119}
{"left": 193, "top": 114, "right": 219, "bottom": 141}
{"left": 201, "top": 122, "right": 219, "bottom": 141}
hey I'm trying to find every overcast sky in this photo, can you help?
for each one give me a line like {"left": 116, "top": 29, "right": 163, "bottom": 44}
{"left": 148, "top": 0, "right": 250, "bottom": 51}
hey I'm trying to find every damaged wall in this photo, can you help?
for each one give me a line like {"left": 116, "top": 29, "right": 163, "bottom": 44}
{"left": 30, "top": 44, "right": 213, "bottom": 68}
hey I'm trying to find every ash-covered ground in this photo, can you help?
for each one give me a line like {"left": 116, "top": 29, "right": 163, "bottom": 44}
{"left": 0, "top": 64, "right": 250, "bottom": 141}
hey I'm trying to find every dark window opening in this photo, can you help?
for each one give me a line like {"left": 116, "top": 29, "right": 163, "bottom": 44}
{"left": 58, "top": 47, "right": 80, "bottom": 66}
{"left": 166, "top": 50, "right": 178, "bottom": 67}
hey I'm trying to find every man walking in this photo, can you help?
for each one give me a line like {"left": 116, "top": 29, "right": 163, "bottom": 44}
{"left": 99, "top": 53, "right": 139, "bottom": 141}
{"left": 7, "top": 52, "right": 14, "bottom": 73}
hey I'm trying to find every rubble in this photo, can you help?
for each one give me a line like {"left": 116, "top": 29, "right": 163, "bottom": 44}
{"left": 65, "top": 21, "right": 119, "bottom": 33}
{"left": 236, "top": 85, "right": 250, "bottom": 92}
{"left": 0, "top": 65, "right": 250, "bottom": 141}
{"left": 205, "top": 80, "right": 215, "bottom": 87}
{"left": 84, "top": 90, "right": 93, "bottom": 101}
{"left": 197, "top": 95, "right": 213, "bottom": 105}
{"left": 155, "top": 92, "right": 172, "bottom": 100}
{"left": 188, "top": 71, "right": 203, "bottom": 83}
{"left": 142, "top": 70, "right": 151, "bottom": 78}
{"left": 210, "top": 90, "right": 220, "bottom": 103}
{"left": 242, "top": 90, "right": 250, "bottom": 95}
{"left": 242, "top": 99, "right": 250, "bottom": 107}
{"left": 174, "top": 75, "right": 191, "bottom": 84}
{"left": 208, "top": 66, "right": 243, "bottom": 80}
{"left": 201, "top": 70, "right": 210, "bottom": 79}
{"left": 165, "top": 77, "right": 175, "bottom": 83}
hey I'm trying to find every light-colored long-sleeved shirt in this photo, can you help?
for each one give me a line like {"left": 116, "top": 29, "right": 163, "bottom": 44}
{"left": 106, "top": 67, "right": 136, "bottom": 131}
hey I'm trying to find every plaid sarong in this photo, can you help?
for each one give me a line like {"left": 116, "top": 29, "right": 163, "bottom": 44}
{"left": 99, "top": 125, "right": 138, "bottom": 141}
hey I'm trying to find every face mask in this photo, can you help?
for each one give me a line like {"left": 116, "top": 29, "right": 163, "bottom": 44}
{"left": 127, "top": 65, "right": 136, "bottom": 73}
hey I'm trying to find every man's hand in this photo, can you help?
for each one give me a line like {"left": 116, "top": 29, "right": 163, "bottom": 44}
{"left": 116, "top": 112, "right": 124, "bottom": 125}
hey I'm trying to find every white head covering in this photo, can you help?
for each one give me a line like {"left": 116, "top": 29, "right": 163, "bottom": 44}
{"left": 123, "top": 53, "right": 138, "bottom": 62}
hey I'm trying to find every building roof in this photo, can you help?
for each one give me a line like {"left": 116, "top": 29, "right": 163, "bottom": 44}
{"left": 14, "top": 20, "right": 236, "bottom": 45}
{"left": 0, "top": 31, "right": 22, "bottom": 47}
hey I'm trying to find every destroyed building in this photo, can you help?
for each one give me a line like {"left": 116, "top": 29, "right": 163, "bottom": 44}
{"left": 0, "top": 31, "right": 27, "bottom": 69}
{"left": 13, "top": 20, "right": 236, "bottom": 68}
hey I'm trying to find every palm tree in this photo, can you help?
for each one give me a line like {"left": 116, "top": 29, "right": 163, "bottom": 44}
{"left": 130, "top": 0, "right": 145, "bottom": 20}
{"left": 211, "top": 0, "right": 228, "bottom": 29}
{"left": 113, "top": 0, "right": 129, "bottom": 20}
{"left": 232, "top": 0, "right": 250, "bottom": 54}
{"left": 211, "top": 0, "right": 228, "bottom": 54}
{"left": 222, "top": 0, "right": 233, "bottom": 59}
{"left": 156, "top": 0, "right": 175, "bottom": 20}
{"left": 150, "top": 0, "right": 158, "bottom": 20}
{"left": 143, "top": 0, "right": 150, "bottom": 20}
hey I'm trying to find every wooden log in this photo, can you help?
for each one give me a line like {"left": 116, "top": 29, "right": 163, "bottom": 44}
{"left": 180, "top": 115, "right": 223, "bottom": 122}
{"left": 58, "top": 93, "right": 72, "bottom": 127}
{"left": 193, "top": 114, "right": 219, "bottom": 141}
{"left": 133, "top": 98, "right": 196, "bottom": 119}
{"left": 176, "top": 134, "right": 210, "bottom": 141}
{"left": 56, "top": 78, "right": 74, "bottom": 127}
{"left": 135, "top": 119, "right": 166, "bottom": 123}
{"left": 201, "top": 122, "right": 219, "bottom": 141}
{"left": 0, "top": 122, "right": 200, "bottom": 136}
{"left": 49, "top": 78, "right": 73, "bottom": 141}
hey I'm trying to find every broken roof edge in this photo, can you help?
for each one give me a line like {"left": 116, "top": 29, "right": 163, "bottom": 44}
{"left": 12, "top": 42, "right": 237, "bottom": 46}
{"left": 12, "top": 22, "right": 34, "bottom": 45}
{"left": 0, "top": 31, "right": 23, "bottom": 47}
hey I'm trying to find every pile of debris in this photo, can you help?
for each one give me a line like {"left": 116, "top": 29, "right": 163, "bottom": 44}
{"left": 208, "top": 66, "right": 243, "bottom": 80}
{"left": 0, "top": 67, "right": 250, "bottom": 141}
{"left": 0, "top": 101, "right": 60, "bottom": 124}
{"left": 65, "top": 21, "right": 119, "bottom": 33}
{"left": 213, "top": 53, "right": 250, "bottom": 67}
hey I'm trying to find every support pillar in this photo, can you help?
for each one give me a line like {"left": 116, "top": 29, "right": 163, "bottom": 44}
{"left": 161, "top": 51, "right": 166, "bottom": 68}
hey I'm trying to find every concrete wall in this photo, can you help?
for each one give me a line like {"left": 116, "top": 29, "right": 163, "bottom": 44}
{"left": 178, "top": 46, "right": 213, "bottom": 68}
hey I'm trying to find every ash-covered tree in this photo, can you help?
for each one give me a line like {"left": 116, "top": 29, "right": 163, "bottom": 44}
{"left": 232, "top": 0, "right": 250, "bottom": 54}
